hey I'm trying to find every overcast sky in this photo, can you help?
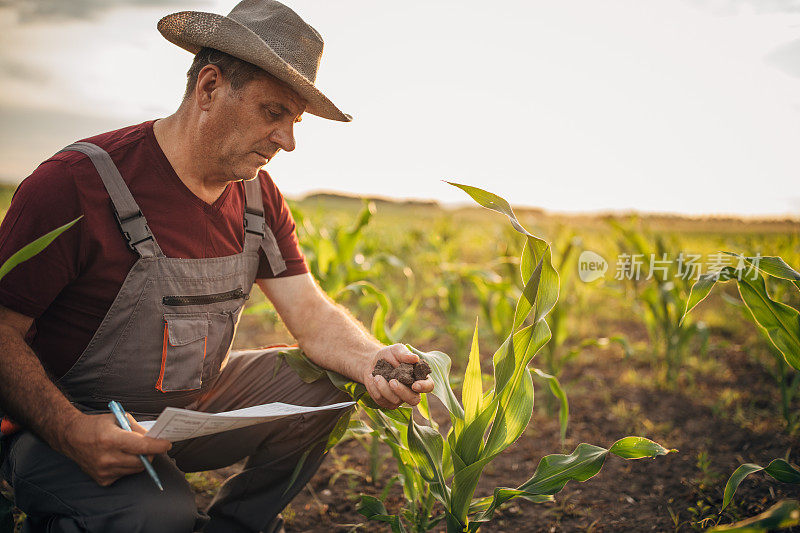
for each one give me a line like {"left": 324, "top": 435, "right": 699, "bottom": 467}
{"left": 2, "top": 0, "right": 800, "bottom": 217}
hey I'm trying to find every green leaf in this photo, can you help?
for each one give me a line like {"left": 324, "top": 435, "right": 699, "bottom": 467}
{"left": 483, "top": 321, "right": 550, "bottom": 458}
{"left": 737, "top": 254, "right": 800, "bottom": 282}
{"left": 315, "top": 238, "right": 336, "bottom": 277}
{"left": 277, "top": 348, "right": 325, "bottom": 383}
{"left": 736, "top": 270, "right": 800, "bottom": 370}
{"left": 722, "top": 459, "right": 800, "bottom": 511}
{"left": 531, "top": 368, "right": 569, "bottom": 445}
{"left": 448, "top": 181, "right": 560, "bottom": 325}
{"left": 681, "top": 267, "right": 737, "bottom": 324}
{"left": 336, "top": 281, "right": 392, "bottom": 344}
{"left": 409, "top": 346, "right": 465, "bottom": 425}
{"left": 357, "top": 495, "right": 408, "bottom": 533}
{"left": 521, "top": 438, "right": 674, "bottom": 496}
{"left": 520, "top": 443, "right": 610, "bottom": 495}
{"left": 0, "top": 216, "right": 82, "bottom": 281}
{"left": 446, "top": 182, "right": 531, "bottom": 236}
{"left": 765, "top": 458, "right": 800, "bottom": 484}
{"left": 709, "top": 499, "right": 800, "bottom": 532}
{"left": 325, "top": 408, "right": 353, "bottom": 451}
{"left": 406, "top": 420, "right": 450, "bottom": 505}
{"left": 463, "top": 318, "right": 483, "bottom": 425}
{"left": 607, "top": 436, "right": 676, "bottom": 459}
{"left": 282, "top": 446, "right": 313, "bottom": 497}
{"left": 467, "top": 438, "right": 673, "bottom": 525}
{"left": 513, "top": 256, "right": 543, "bottom": 331}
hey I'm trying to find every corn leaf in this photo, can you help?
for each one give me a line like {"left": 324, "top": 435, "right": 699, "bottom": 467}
{"left": 513, "top": 255, "right": 543, "bottom": 331}
{"left": 447, "top": 181, "right": 559, "bottom": 324}
{"left": 409, "top": 346, "right": 465, "bottom": 426}
{"left": 483, "top": 320, "right": 550, "bottom": 458}
{"left": 277, "top": 348, "right": 326, "bottom": 383}
{"left": 521, "top": 438, "right": 673, "bottom": 495}
{"left": 681, "top": 267, "right": 737, "bottom": 323}
{"left": 734, "top": 254, "right": 800, "bottom": 283}
{"left": 357, "top": 495, "right": 407, "bottom": 533}
{"left": 722, "top": 459, "right": 800, "bottom": 511}
{"left": 469, "top": 438, "right": 673, "bottom": 525}
{"left": 417, "top": 392, "right": 432, "bottom": 423}
{"left": 735, "top": 269, "right": 800, "bottom": 371}
{"left": 0, "top": 216, "right": 82, "bottom": 281}
{"left": 454, "top": 392, "right": 497, "bottom": 465}
{"left": 607, "top": 436, "right": 676, "bottom": 458}
{"left": 406, "top": 420, "right": 450, "bottom": 504}
{"left": 709, "top": 499, "right": 800, "bottom": 532}
{"left": 463, "top": 318, "right": 483, "bottom": 425}
{"left": 531, "top": 368, "right": 569, "bottom": 445}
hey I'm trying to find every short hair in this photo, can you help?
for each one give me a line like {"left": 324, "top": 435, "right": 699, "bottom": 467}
{"left": 183, "top": 47, "right": 266, "bottom": 100}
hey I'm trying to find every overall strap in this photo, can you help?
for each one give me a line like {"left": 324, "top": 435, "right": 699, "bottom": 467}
{"left": 57, "top": 142, "right": 164, "bottom": 259}
{"left": 243, "top": 178, "right": 287, "bottom": 275}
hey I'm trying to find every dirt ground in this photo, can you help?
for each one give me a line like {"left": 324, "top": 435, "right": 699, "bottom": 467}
{"left": 192, "top": 319, "right": 800, "bottom": 532}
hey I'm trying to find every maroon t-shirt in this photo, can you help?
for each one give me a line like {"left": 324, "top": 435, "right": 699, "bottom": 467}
{"left": 0, "top": 120, "right": 308, "bottom": 379}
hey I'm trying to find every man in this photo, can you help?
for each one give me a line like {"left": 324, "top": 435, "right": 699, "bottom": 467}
{"left": 0, "top": 1, "right": 434, "bottom": 531}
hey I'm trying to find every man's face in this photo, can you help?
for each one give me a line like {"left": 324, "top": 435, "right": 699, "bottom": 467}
{"left": 201, "top": 71, "right": 306, "bottom": 182}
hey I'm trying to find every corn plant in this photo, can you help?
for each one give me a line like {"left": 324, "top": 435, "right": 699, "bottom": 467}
{"left": 281, "top": 184, "right": 674, "bottom": 532}
{"left": 612, "top": 222, "right": 708, "bottom": 386}
{"left": 0, "top": 216, "right": 83, "bottom": 533}
{"left": 682, "top": 253, "right": 800, "bottom": 531}
{"left": 292, "top": 199, "right": 386, "bottom": 295}
{"left": 722, "top": 292, "right": 800, "bottom": 433}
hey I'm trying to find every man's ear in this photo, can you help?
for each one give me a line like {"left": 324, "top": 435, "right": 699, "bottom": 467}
{"left": 195, "top": 64, "right": 223, "bottom": 111}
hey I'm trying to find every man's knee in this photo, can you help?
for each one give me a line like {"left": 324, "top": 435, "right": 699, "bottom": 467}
{"left": 6, "top": 433, "right": 200, "bottom": 533}
{"left": 106, "top": 480, "right": 198, "bottom": 533}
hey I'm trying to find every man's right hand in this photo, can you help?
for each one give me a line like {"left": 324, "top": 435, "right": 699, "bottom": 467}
{"left": 55, "top": 412, "right": 172, "bottom": 486}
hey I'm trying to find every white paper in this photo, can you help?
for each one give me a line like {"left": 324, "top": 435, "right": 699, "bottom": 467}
{"left": 141, "top": 401, "right": 354, "bottom": 442}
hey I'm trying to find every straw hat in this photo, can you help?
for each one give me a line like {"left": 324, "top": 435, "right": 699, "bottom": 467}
{"left": 158, "top": 0, "right": 351, "bottom": 122}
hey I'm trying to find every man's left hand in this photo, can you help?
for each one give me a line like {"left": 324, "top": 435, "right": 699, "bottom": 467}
{"left": 363, "top": 344, "right": 435, "bottom": 409}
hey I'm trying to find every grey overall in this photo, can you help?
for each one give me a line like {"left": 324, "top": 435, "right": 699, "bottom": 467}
{"left": 0, "top": 142, "right": 351, "bottom": 533}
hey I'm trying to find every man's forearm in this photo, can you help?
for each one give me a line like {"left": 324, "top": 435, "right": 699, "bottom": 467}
{"left": 294, "top": 298, "right": 383, "bottom": 383}
{"left": 0, "top": 325, "right": 81, "bottom": 450}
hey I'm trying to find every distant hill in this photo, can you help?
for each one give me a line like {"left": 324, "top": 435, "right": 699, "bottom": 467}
{"left": 299, "top": 192, "right": 440, "bottom": 209}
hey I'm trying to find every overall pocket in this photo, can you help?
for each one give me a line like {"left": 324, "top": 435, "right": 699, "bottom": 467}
{"left": 157, "top": 313, "right": 209, "bottom": 392}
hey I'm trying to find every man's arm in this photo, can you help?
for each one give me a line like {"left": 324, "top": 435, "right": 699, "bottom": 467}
{"left": 0, "top": 305, "right": 171, "bottom": 485}
{"left": 257, "top": 274, "right": 434, "bottom": 409}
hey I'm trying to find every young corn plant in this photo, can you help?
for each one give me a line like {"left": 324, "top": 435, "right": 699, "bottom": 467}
{"left": 612, "top": 222, "right": 708, "bottom": 386}
{"left": 682, "top": 253, "right": 800, "bottom": 531}
{"left": 292, "top": 199, "right": 386, "bottom": 295}
{"left": 281, "top": 184, "right": 675, "bottom": 532}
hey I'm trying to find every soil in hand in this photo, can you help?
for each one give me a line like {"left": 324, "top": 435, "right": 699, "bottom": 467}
{"left": 372, "top": 359, "right": 431, "bottom": 387}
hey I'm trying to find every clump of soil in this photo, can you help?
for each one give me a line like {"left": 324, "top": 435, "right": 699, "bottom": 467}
{"left": 372, "top": 359, "right": 431, "bottom": 387}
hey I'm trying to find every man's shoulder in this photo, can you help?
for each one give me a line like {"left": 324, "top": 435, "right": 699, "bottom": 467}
{"left": 47, "top": 120, "right": 155, "bottom": 169}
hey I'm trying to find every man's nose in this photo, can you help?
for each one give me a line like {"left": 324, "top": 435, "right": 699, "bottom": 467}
{"left": 269, "top": 123, "right": 296, "bottom": 153}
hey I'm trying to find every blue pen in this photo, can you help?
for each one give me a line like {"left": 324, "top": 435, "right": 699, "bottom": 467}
{"left": 108, "top": 401, "right": 164, "bottom": 491}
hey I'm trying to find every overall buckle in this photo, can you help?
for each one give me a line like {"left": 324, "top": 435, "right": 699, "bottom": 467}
{"left": 243, "top": 208, "right": 266, "bottom": 238}
{"left": 113, "top": 208, "right": 154, "bottom": 252}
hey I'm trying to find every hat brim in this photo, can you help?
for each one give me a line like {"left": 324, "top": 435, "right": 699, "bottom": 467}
{"left": 158, "top": 11, "right": 352, "bottom": 122}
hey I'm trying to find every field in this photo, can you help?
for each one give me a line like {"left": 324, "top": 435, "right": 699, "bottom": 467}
{"left": 2, "top": 186, "right": 800, "bottom": 532}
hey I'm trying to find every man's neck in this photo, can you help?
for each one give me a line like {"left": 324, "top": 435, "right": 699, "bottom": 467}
{"left": 152, "top": 112, "right": 230, "bottom": 206}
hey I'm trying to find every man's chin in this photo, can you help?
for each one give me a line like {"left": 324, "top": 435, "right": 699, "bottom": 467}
{"left": 234, "top": 166, "right": 263, "bottom": 182}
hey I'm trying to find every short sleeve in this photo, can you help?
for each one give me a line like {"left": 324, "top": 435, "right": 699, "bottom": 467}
{"left": 256, "top": 171, "right": 309, "bottom": 279}
{"left": 0, "top": 160, "right": 83, "bottom": 319}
